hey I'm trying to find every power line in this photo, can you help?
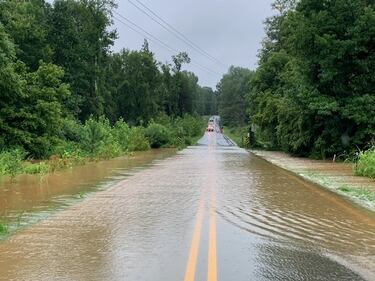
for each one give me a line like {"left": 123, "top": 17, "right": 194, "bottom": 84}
{"left": 113, "top": 14, "right": 222, "bottom": 76}
{"left": 128, "top": 0, "right": 229, "bottom": 70}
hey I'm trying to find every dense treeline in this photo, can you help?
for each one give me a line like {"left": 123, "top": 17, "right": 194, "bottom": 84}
{"left": 218, "top": 0, "right": 375, "bottom": 159}
{"left": 0, "top": 0, "right": 217, "bottom": 159}
{"left": 217, "top": 66, "right": 253, "bottom": 128}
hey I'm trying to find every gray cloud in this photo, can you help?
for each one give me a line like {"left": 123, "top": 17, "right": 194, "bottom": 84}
{"left": 113, "top": 0, "right": 275, "bottom": 88}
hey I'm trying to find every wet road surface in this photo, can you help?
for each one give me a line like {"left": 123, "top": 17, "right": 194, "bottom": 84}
{"left": 0, "top": 132, "right": 375, "bottom": 280}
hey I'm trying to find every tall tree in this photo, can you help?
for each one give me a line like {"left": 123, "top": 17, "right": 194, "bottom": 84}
{"left": 0, "top": 0, "right": 53, "bottom": 70}
{"left": 217, "top": 67, "right": 253, "bottom": 127}
{"left": 49, "top": 0, "right": 117, "bottom": 120}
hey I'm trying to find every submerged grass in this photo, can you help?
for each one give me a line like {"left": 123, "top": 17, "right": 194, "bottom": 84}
{"left": 0, "top": 220, "right": 8, "bottom": 235}
{"left": 338, "top": 186, "right": 375, "bottom": 202}
{"left": 224, "top": 127, "right": 249, "bottom": 147}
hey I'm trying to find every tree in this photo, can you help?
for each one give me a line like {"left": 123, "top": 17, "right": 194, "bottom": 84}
{"left": 0, "top": 23, "right": 24, "bottom": 150}
{"left": 250, "top": 0, "right": 375, "bottom": 157}
{"left": 217, "top": 67, "right": 253, "bottom": 127}
{"left": 111, "top": 49, "right": 161, "bottom": 125}
{"left": 49, "top": 0, "right": 117, "bottom": 120}
{"left": 0, "top": 0, "right": 53, "bottom": 70}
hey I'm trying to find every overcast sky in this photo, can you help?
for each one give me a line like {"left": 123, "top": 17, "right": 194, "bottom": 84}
{"left": 112, "top": 0, "right": 275, "bottom": 89}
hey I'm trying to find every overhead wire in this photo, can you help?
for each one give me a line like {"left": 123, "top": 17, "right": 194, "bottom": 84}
{"left": 113, "top": 12, "right": 222, "bottom": 76}
{"left": 128, "top": 0, "right": 229, "bottom": 70}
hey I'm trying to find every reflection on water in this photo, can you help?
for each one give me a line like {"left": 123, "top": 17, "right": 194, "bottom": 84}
{"left": 0, "top": 149, "right": 176, "bottom": 233}
{"left": 0, "top": 144, "right": 374, "bottom": 281}
{"left": 215, "top": 148, "right": 375, "bottom": 280}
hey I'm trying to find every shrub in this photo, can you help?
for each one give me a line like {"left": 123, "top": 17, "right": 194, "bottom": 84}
{"left": 24, "top": 162, "right": 51, "bottom": 174}
{"left": 0, "top": 149, "right": 25, "bottom": 177}
{"left": 355, "top": 147, "right": 375, "bottom": 179}
{"left": 145, "top": 122, "right": 172, "bottom": 148}
{"left": 81, "top": 117, "right": 109, "bottom": 154}
{"left": 128, "top": 127, "right": 150, "bottom": 151}
{"left": 60, "top": 118, "right": 84, "bottom": 143}
{"left": 177, "top": 114, "right": 205, "bottom": 137}
{"left": 112, "top": 118, "right": 131, "bottom": 151}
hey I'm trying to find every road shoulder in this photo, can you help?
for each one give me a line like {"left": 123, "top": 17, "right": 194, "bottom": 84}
{"left": 250, "top": 150, "right": 375, "bottom": 212}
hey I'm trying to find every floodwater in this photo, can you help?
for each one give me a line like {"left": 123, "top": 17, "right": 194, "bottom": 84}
{"left": 0, "top": 133, "right": 374, "bottom": 280}
{"left": 0, "top": 149, "right": 177, "bottom": 234}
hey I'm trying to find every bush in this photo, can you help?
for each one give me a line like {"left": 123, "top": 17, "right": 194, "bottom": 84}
{"left": 24, "top": 162, "right": 51, "bottom": 174}
{"left": 177, "top": 114, "right": 205, "bottom": 138}
{"left": 0, "top": 149, "right": 25, "bottom": 177}
{"left": 355, "top": 147, "right": 375, "bottom": 179}
{"left": 145, "top": 122, "right": 172, "bottom": 148}
{"left": 128, "top": 127, "right": 150, "bottom": 151}
{"left": 81, "top": 117, "right": 113, "bottom": 155}
{"left": 112, "top": 118, "right": 131, "bottom": 151}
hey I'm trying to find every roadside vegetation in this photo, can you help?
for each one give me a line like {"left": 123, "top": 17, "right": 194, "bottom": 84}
{"left": 0, "top": 115, "right": 205, "bottom": 178}
{"left": 217, "top": 0, "right": 375, "bottom": 179}
{"left": 355, "top": 147, "right": 375, "bottom": 179}
{"left": 223, "top": 127, "right": 249, "bottom": 148}
{"left": 0, "top": 218, "right": 8, "bottom": 235}
{"left": 0, "top": 0, "right": 214, "bottom": 178}
{"left": 338, "top": 186, "right": 375, "bottom": 203}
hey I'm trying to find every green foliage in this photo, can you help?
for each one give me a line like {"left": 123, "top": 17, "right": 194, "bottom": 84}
{"left": 338, "top": 186, "right": 375, "bottom": 202}
{"left": 224, "top": 127, "right": 249, "bottom": 148}
{"left": 0, "top": 149, "right": 25, "bottom": 177}
{"left": 80, "top": 117, "right": 122, "bottom": 159}
{"left": 145, "top": 123, "right": 172, "bottom": 148}
{"left": 217, "top": 67, "right": 253, "bottom": 128}
{"left": 112, "top": 119, "right": 131, "bottom": 151}
{"left": 50, "top": 0, "right": 117, "bottom": 120}
{"left": 110, "top": 49, "right": 161, "bottom": 125}
{"left": 0, "top": 0, "right": 212, "bottom": 163}
{"left": 23, "top": 162, "right": 51, "bottom": 175}
{"left": 127, "top": 127, "right": 150, "bottom": 152}
{"left": 248, "top": 0, "right": 375, "bottom": 158}
{"left": 355, "top": 147, "right": 375, "bottom": 179}
{"left": 0, "top": 219, "right": 8, "bottom": 235}
{"left": 0, "top": 0, "right": 53, "bottom": 70}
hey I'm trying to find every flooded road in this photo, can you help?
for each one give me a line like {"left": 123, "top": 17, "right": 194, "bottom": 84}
{"left": 0, "top": 149, "right": 176, "bottom": 234}
{"left": 0, "top": 133, "right": 375, "bottom": 280}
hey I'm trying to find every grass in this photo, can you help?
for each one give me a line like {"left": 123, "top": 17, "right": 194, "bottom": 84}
{"left": 0, "top": 220, "right": 8, "bottom": 235}
{"left": 23, "top": 162, "right": 51, "bottom": 174}
{"left": 338, "top": 186, "right": 375, "bottom": 202}
{"left": 223, "top": 127, "right": 249, "bottom": 147}
{"left": 0, "top": 115, "right": 206, "bottom": 179}
{"left": 355, "top": 147, "right": 375, "bottom": 179}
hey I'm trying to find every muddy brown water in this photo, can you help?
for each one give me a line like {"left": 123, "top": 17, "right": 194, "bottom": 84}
{"left": 0, "top": 149, "right": 177, "bottom": 233}
{"left": 0, "top": 137, "right": 374, "bottom": 281}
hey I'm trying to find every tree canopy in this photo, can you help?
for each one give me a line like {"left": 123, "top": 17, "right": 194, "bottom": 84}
{"left": 0, "top": 0, "right": 217, "bottom": 158}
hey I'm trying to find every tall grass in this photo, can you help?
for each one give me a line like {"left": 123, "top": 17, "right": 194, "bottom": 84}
{"left": 0, "top": 219, "right": 8, "bottom": 235}
{"left": 355, "top": 147, "right": 375, "bottom": 179}
{"left": 0, "top": 115, "right": 205, "bottom": 177}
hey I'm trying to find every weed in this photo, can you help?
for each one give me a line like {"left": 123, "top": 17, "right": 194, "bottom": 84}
{"left": 0, "top": 219, "right": 8, "bottom": 235}
{"left": 24, "top": 162, "right": 51, "bottom": 174}
{"left": 338, "top": 186, "right": 375, "bottom": 202}
{"left": 355, "top": 147, "right": 375, "bottom": 179}
{"left": 0, "top": 149, "right": 25, "bottom": 178}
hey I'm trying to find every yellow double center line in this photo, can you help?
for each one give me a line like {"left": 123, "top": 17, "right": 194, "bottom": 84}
{"left": 184, "top": 178, "right": 218, "bottom": 280}
{"left": 207, "top": 191, "right": 217, "bottom": 281}
{"left": 184, "top": 195, "right": 206, "bottom": 281}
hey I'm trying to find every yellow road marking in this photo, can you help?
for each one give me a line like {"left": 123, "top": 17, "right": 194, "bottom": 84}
{"left": 184, "top": 196, "right": 205, "bottom": 281}
{"left": 207, "top": 191, "right": 218, "bottom": 281}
